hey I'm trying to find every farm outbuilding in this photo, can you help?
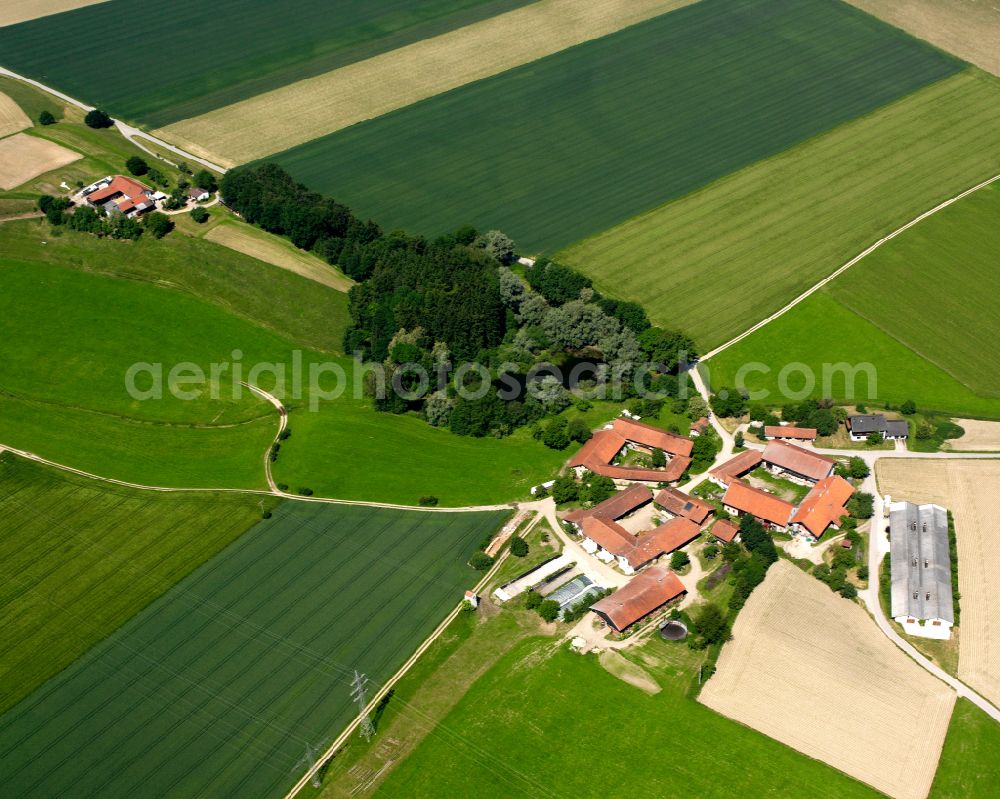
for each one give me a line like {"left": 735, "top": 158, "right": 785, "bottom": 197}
{"left": 889, "top": 501, "right": 954, "bottom": 638}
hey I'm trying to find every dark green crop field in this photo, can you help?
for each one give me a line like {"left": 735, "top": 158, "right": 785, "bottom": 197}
{"left": 0, "top": 500, "right": 506, "bottom": 799}
{"left": 0, "top": 0, "right": 534, "bottom": 127}
{"left": 0, "top": 454, "right": 280, "bottom": 716}
{"left": 271, "top": 0, "right": 961, "bottom": 253}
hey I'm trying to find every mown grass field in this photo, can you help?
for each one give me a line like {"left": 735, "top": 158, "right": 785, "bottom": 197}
{"left": 0, "top": 500, "right": 507, "bottom": 799}
{"left": 826, "top": 183, "right": 1000, "bottom": 398}
{"left": 930, "top": 699, "right": 1000, "bottom": 799}
{"left": 373, "top": 637, "right": 882, "bottom": 798}
{"left": 0, "top": 0, "right": 535, "bottom": 127}
{"left": 706, "top": 293, "right": 1000, "bottom": 418}
{"left": 0, "top": 224, "right": 574, "bottom": 502}
{"left": 271, "top": 0, "right": 961, "bottom": 253}
{"left": 0, "top": 453, "right": 280, "bottom": 715}
{"left": 562, "top": 69, "right": 1000, "bottom": 350}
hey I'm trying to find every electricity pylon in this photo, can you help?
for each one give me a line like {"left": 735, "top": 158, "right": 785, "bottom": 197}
{"left": 351, "top": 670, "right": 376, "bottom": 742}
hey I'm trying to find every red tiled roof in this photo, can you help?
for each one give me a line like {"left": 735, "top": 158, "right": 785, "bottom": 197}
{"left": 612, "top": 418, "right": 694, "bottom": 457}
{"left": 654, "top": 487, "right": 713, "bottom": 524}
{"left": 568, "top": 429, "right": 625, "bottom": 469}
{"left": 625, "top": 517, "right": 701, "bottom": 569}
{"left": 569, "top": 427, "right": 690, "bottom": 484}
{"left": 565, "top": 483, "right": 652, "bottom": 523}
{"left": 709, "top": 449, "right": 762, "bottom": 484}
{"left": 764, "top": 425, "right": 817, "bottom": 440}
{"left": 579, "top": 516, "right": 635, "bottom": 557}
{"left": 710, "top": 518, "right": 740, "bottom": 543}
{"left": 762, "top": 440, "right": 834, "bottom": 481}
{"left": 690, "top": 417, "right": 710, "bottom": 433}
{"left": 791, "top": 475, "right": 855, "bottom": 537}
{"left": 87, "top": 174, "right": 152, "bottom": 205}
{"left": 723, "top": 480, "right": 795, "bottom": 527}
{"left": 590, "top": 567, "right": 685, "bottom": 632}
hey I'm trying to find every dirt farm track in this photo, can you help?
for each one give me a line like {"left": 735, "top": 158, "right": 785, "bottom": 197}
{"left": 877, "top": 458, "right": 1000, "bottom": 712}
{"left": 700, "top": 561, "right": 955, "bottom": 799}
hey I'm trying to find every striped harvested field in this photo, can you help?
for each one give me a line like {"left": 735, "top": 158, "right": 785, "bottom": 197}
{"left": 701, "top": 560, "right": 955, "bottom": 799}
{"left": 270, "top": 0, "right": 963, "bottom": 254}
{"left": 0, "top": 132, "right": 80, "bottom": 189}
{"left": 158, "top": 0, "right": 698, "bottom": 166}
{"left": 944, "top": 420, "right": 1000, "bottom": 452}
{"left": 562, "top": 69, "right": 1000, "bottom": 350}
{"left": 877, "top": 459, "right": 1000, "bottom": 712}
{"left": 0, "top": 499, "right": 508, "bottom": 799}
{"left": 847, "top": 0, "right": 1000, "bottom": 77}
{"left": 0, "top": 91, "right": 31, "bottom": 138}
{"left": 205, "top": 221, "right": 352, "bottom": 292}
{"left": 0, "top": 0, "right": 109, "bottom": 28}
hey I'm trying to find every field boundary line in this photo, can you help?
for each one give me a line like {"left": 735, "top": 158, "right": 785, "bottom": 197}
{"left": 0, "top": 445, "right": 511, "bottom": 512}
{"left": 281, "top": 546, "right": 515, "bottom": 799}
{"left": 701, "top": 170, "right": 1000, "bottom": 361}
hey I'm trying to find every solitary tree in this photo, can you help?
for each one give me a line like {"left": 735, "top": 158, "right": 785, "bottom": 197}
{"left": 469, "top": 552, "right": 494, "bottom": 571}
{"left": 84, "top": 108, "right": 113, "bottom": 128}
{"left": 144, "top": 211, "right": 174, "bottom": 239}
{"left": 651, "top": 447, "right": 666, "bottom": 468}
{"left": 848, "top": 456, "right": 870, "bottom": 480}
{"left": 537, "top": 600, "right": 561, "bottom": 623}
{"left": 510, "top": 535, "right": 529, "bottom": 557}
{"left": 190, "top": 206, "right": 209, "bottom": 224}
{"left": 866, "top": 431, "right": 883, "bottom": 447}
{"left": 542, "top": 417, "right": 570, "bottom": 450}
{"left": 900, "top": 399, "right": 917, "bottom": 415}
{"left": 126, "top": 155, "right": 149, "bottom": 176}
{"left": 38, "top": 110, "right": 56, "bottom": 125}
{"left": 669, "top": 550, "right": 690, "bottom": 570}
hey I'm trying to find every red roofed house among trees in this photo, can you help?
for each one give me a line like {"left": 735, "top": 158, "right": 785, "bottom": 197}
{"left": 764, "top": 425, "right": 817, "bottom": 441}
{"left": 578, "top": 516, "right": 700, "bottom": 575}
{"left": 654, "top": 486, "right": 713, "bottom": 525}
{"left": 590, "top": 567, "right": 685, "bottom": 632}
{"left": 85, "top": 175, "right": 157, "bottom": 217}
{"left": 564, "top": 483, "right": 652, "bottom": 526}
{"left": 710, "top": 518, "right": 740, "bottom": 543}
{"left": 568, "top": 417, "right": 693, "bottom": 485}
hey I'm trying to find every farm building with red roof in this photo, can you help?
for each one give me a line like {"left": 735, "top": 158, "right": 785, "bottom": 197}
{"left": 764, "top": 425, "right": 817, "bottom": 441}
{"left": 761, "top": 440, "right": 834, "bottom": 483}
{"left": 654, "top": 486, "right": 713, "bottom": 525}
{"left": 579, "top": 515, "right": 700, "bottom": 575}
{"left": 590, "top": 567, "right": 685, "bottom": 632}
{"left": 85, "top": 175, "right": 156, "bottom": 217}
{"left": 564, "top": 483, "right": 652, "bottom": 525}
{"left": 568, "top": 419, "right": 693, "bottom": 486}
{"left": 722, "top": 480, "right": 795, "bottom": 531}
{"left": 708, "top": 449, "right": 762, "bottom": 487}
{"left": 791, "top": 475, "right": 855, "bottom": 538}
{"left": 710, "top": 518, "right": 740, "bottom": 543}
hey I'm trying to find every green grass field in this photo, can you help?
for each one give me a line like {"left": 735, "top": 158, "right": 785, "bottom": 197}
{"left": 0, "top": 499, "right": 507, "bottom": 799}
{"left": 561, "top": 69, "right": 1000, "bottom": 350}
{"left": 0, "top": 0, "right": 534, "bottom": 127}
{"left": 0, "top": 453, "right": 280, "bottom": 715}
{"left": 705, "top": 181, "right": 1000, "bottom": 417}
{"left": 827, "top": 182, "right": 1000, "bottom": 398}
{"left": 930, "top": 699, "right": 1000, "bottom": 799}
{"left": 270, "top": 0, "right": 960, "bottom": 253}
{"left": 0, "top": 226, "right": 575, "bottom": 501}
{"left": 706, "top": 293, "right": 1000, "bottom": 417}
{"left": 374, "top": 638, "right": 881, "bottom": 798}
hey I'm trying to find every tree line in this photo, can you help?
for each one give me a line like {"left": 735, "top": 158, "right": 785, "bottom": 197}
{"left": 221, "top": 163, "right": 701, "bottom": 442}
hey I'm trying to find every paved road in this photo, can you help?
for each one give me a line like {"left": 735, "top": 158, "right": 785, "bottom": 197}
{"left": 0, "top": 66, "right": 228, "bottom": 174}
